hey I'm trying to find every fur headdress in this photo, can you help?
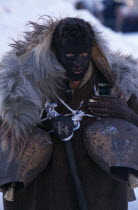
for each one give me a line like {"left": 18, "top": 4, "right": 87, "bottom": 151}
{"left": 0, "top": 16, "right": 137, "bottom": 160}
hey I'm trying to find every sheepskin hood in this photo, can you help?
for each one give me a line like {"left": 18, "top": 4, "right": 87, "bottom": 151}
{"left": 8, "top": 17, "right": 138, "bottom": 99}
{"left": 0, "top": 16, "right": 138, "bottom": 159}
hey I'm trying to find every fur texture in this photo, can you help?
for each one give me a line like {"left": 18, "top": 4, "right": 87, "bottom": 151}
{"left": 91, "top": 26, "right": 138, "bottom": 99}
{"left": 0, "top": 16, "right": 138, "bottom": 159}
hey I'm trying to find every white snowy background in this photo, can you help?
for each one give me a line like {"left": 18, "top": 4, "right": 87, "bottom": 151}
{"left": 0, "top": 0, "right": 138, "bottom": 209}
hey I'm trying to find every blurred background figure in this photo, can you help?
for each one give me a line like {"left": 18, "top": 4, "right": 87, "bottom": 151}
{"left": 75, "top": 0, "right": 87, "bottom": 9}
{"left": 75, "top": 0, "right": 138, "bottom": 32}
{"left": 102, "top": 0, "right": 126, "bottom": 31}
{"left": 122, "top": 0, "right": 138, "bottom": 32}
{"left": 75, "top": 0, "right": 104, "bottom": 21}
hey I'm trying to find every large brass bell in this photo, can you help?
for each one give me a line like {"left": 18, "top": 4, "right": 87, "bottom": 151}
{"left": 83, "top": 118, "right": 138, "bottom": 188}
{"left": 0, "top": 127, "right": 52, "bottom": 201}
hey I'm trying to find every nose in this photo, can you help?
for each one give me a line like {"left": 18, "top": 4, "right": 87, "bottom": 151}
{"left": 73, "top": 60, "right": 81, "bottom": 67}
{"left": 73, "top": 56, "right": 82, "bottom": 67}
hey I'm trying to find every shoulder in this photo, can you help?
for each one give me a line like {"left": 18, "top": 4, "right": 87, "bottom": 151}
{"left": 110, "top": 53, "right": 138, "bottom": 101}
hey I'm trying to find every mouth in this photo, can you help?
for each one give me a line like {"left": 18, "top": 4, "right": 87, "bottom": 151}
{"left": 71, "top": 69, "right": 84, "bottom": 74}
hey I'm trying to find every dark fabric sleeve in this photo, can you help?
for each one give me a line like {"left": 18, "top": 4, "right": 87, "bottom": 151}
{"left": 127, "top": 94, "right": 138, "bottom": 114}
{"left": 127, "top": 94, "right": 138, "bottom": 201}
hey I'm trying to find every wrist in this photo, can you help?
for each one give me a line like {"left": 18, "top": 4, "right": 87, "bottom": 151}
{"left": 127, "top": 109, "right": 138, "bottom": 127}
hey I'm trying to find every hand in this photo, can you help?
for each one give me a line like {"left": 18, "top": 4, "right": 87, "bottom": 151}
{"left": 88, "top": 93, "right": 132, "bottom": 120}
{"left": 52, "top": 115, "right": 74, "bottom": 141}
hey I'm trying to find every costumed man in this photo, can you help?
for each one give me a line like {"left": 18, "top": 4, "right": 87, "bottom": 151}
{"left": 0, "top": 17, "right": 138, "bottom": 210}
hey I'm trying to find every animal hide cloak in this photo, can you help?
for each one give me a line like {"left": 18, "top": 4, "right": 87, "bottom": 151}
{"left": 0, "top": 17, "right": 138, "bottom": 158}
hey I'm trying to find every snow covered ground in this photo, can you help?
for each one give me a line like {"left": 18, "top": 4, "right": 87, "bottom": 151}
{"left": 0, "top": 0, "right": 138, "bottom": 209}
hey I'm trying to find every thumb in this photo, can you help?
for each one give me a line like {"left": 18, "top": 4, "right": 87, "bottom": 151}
{"left": 118, "top": 90, "right": 126, "bottom": 101}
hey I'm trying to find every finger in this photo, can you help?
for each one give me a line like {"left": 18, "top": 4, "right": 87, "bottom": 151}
{"left": 88, "top": 101, "right": 113, "bottom": 110}
{"left": 118, "top": 90, "right": 126, "bottom": 101}
{"left": 92, "top": 112, "right": 110, "bottom": 117}
{"left": 90, "top": 107, "right": 111, "bottom": 113}
{"left": 88, "top": 102, "right": 107, "bottom": 108}
{"left": 89, "top": 99, "right": 97, "bottom": 102}
{"left": 92, "top": 95, "right": 115, "bottom": 99}
{"left": 92, "top": 96, "right": 115, "bottom": 101}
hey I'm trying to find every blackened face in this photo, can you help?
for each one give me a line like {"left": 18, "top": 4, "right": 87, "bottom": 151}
{"left": 54, "top": 38, "right": 92, "bottom": 81}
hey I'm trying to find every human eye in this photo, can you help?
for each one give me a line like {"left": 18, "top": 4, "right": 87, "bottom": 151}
{"left": 65, "top": 53, "right": 75, "bottom": 57}
{"left": 79, "top": 52, "right": 88, "bottom": 57}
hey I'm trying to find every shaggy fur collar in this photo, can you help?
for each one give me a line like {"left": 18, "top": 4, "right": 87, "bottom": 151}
{"left": 0, "top": 16, "right": 138, "bottom": 159}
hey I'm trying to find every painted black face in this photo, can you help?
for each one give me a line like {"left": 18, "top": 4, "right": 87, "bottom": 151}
{"left": 54, "top": 38, "right": 92, "bottom": 81}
